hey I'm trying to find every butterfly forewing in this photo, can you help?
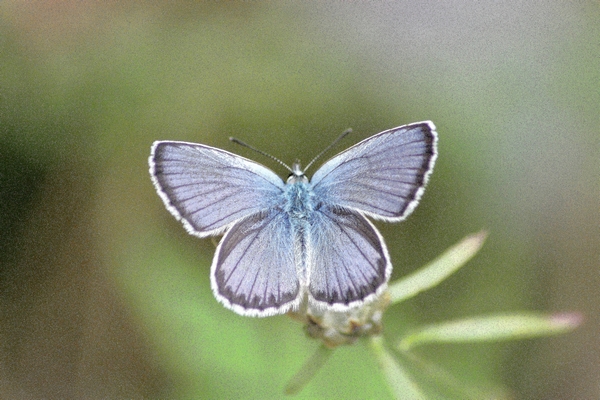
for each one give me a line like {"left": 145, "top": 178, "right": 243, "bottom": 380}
{"left": 211, "top": 210, "right": 300, "bottom": 317}
{"left": 307, "top": 207, "right": 390, "bottom": 309}
{"left": 150, "top": 141, "right": 285, "bottom": 236}
{"left": 311, "top": 121, "right": 437, "bottom": 221}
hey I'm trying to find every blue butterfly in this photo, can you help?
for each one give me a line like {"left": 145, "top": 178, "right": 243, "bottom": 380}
{"left": 149, "top": 121, "right": 437, "bottom": 317}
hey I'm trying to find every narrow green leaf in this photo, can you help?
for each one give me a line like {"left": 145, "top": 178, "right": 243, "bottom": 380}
{"left": 369, "top": 336, "right": 425, "bottom": 400}
{"left": 398, "top": 312, "right": 583, "bottom": 351}
{"left": 388, "top": 231, "right": 487, "bottom": 305}
{"left": 284, "top": 344, "right": 333, "bottom": 395}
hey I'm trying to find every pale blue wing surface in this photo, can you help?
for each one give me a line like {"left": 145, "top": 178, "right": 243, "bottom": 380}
{"left": 307, "top": 206, "right": 390, "bottom": 309}
{"left": 310, "top": 121, "right": 437, "bottom": 221}
{"left": 211, "top": 210, "right": 300, "bottom": 317}
{"left": 150, "top": 141, "right": 285, "bottom": 236}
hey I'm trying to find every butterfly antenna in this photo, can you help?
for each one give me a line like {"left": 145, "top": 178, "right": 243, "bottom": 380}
{"left": 229, "top": 137, "right": 293, "bottom": 173}
{"left": 303, "top": 128, "right": 353, "bottom": 172}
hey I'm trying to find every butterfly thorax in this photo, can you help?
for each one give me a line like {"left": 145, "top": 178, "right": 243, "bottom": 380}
{"left": 284, "top": 171, "right": 314, "bottom": 220}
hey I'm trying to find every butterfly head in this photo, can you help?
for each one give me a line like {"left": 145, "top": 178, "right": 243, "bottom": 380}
{"left": 287, "top": 161, "right": 308, "bottom": 184}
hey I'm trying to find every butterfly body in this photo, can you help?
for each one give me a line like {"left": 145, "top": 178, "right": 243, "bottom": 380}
{"left": 150, "top": 121, "right": 437, "bottom": 317}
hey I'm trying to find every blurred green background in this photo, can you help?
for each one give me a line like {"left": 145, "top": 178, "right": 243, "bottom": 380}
{"left": 0, "top": 2, "right": 598, "bottom": 399}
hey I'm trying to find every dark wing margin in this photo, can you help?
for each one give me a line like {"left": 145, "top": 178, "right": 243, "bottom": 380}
{"left": 149, "top": 141, "right": 285, "bottom": 236}
{"left": 307, "top": 207, "right": 391, "bottom": 310}
{"left": 211, "top": 210, "right": 301, "bottom": 317}
{"left": 310, "top": 121, "right": 437, "bottom": 221}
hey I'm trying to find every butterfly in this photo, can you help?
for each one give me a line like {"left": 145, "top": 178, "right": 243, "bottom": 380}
{"left": 149, "top": 121, "right": 437, "bottom": 317}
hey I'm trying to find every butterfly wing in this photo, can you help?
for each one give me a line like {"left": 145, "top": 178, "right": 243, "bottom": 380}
{"left": 307, "top": 207, "right": 390, "bottom": 310}
{"left": 211, "top": 210, "right": 300, "bottom": 317}
{"left": 310, "top": 121, "right": 437, "bottom": 221}
{"left": 150, "top": 141, "right": 285, "bottom": 236}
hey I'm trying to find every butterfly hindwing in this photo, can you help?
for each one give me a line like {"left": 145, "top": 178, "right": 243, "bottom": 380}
{"left": 211, "top": 210, "right": 301, "bottom": 317}
{"left": 311, "top": 121, "right": 437, "bottom": 221}
{"left": 307, "top": 206, "right": 390, "bottom": 309}
{"left": 150, "top": 141, "right": 285, "bottom": 236}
